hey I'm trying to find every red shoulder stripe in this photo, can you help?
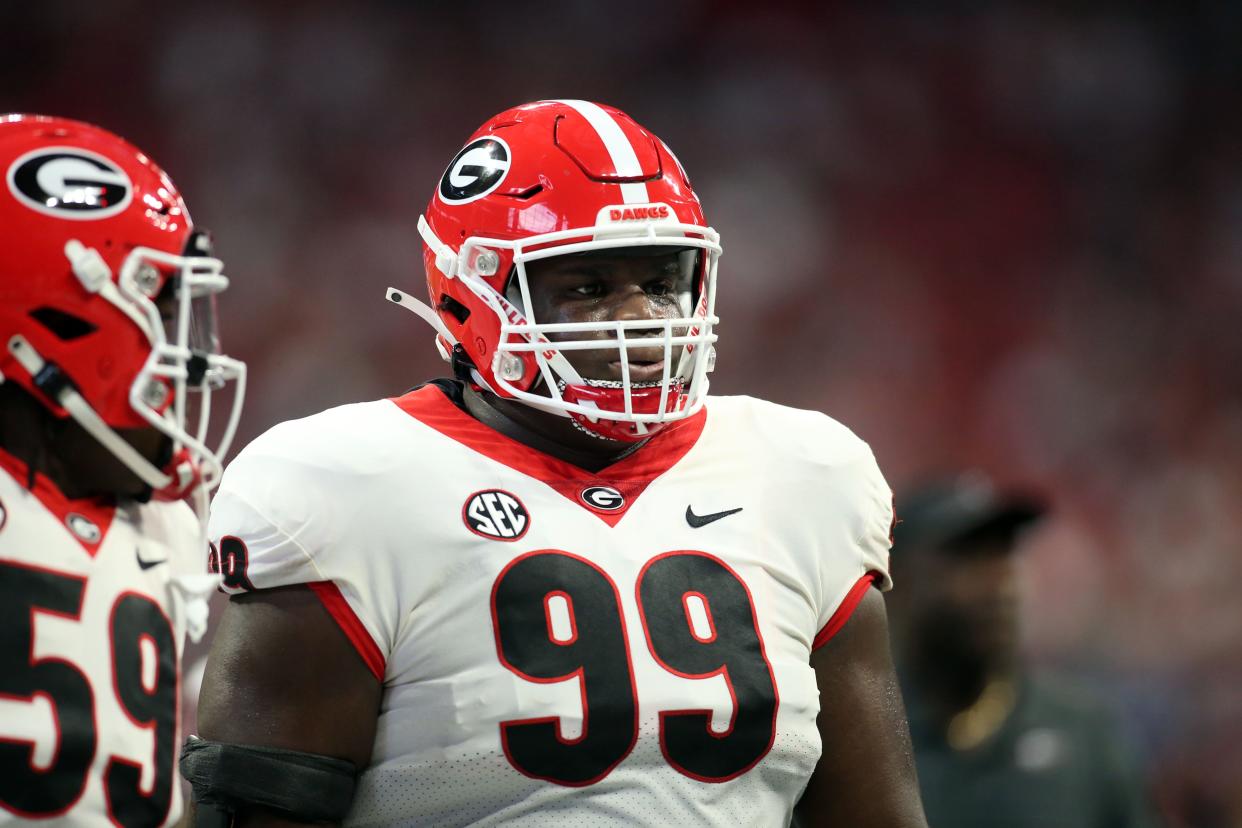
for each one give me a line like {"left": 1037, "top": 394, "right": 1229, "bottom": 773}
{"left": 812, "top": 571, "right": 880, "bottom": 650}
{"left": 307, "top": 581, "right": 386, "bottom": 682}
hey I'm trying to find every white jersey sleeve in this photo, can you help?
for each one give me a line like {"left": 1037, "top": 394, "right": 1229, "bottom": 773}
{"left": 726, "top": 398, "right": 894, "bottom": 648}
{"left": 808, "top": 440, "right": 894, "bottom": 646}
{"left": 206, "top": 402, "right": 407, "bottom": 678}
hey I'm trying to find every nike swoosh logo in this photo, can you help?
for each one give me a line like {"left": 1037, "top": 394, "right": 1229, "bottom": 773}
{"left": 136, "top": 547, "right": 166, "bottom": 571}
{"left": 686, "top": 505, "right": 743, "bottom": 528}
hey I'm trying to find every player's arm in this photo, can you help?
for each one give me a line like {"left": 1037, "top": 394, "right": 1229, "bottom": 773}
{"left": 795, "top": 587, "right": 928, "bottom": 828}
{"left": 185, "top": 585, "right": 383, "bottom": 827}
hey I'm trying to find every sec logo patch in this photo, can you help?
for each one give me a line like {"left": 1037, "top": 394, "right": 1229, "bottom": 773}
{"left": 463, "top": 489, "right": 530, "bottom": 541}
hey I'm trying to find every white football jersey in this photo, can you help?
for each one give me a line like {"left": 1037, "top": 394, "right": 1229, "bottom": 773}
{"left": 0, "top": 449, "right": 209, "bottom": 827}
{"left": 207, "top": 382, "right": 894, "bottom": 827}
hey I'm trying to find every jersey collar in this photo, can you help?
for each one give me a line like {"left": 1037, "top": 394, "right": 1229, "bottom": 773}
{"left": 0, "top": 445, "right": 116, "bottom": 556}
{"left": 390, "top": 383, "right": 707, "bottom": 527}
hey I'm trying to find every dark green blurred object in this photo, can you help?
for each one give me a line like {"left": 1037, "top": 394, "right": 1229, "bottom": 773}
{"left": 886, "top": 473, "right": 1160, "bottom": 828}
{"left": 905, "top": 675, "right": 1157, "bottom": 828}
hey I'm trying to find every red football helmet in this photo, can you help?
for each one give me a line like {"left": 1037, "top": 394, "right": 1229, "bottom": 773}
{"left": 393, "top": 100, "right": 721, "bottom": 441}
{"left": 0, "top": 114, "right": 246, "bottom": 501}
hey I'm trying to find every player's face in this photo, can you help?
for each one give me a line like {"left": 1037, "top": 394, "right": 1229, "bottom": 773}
{"left": 523, "top": 251, "right": 692, "bottom": 383}
{"left": 909, "top": 543, "right": 1023, "bottom": 675}
{"left": 933, "top": 544, "right": 1020, "bottom": 665}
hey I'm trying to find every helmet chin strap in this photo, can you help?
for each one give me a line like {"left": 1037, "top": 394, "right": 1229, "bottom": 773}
{"left": 5, "top": 334, "right": 173, "bottom": 491}
{"left": 384, "top": 281, "right": 588, "bottom": 419}
{"left": 385, "top": 286, "right": 459, "bottom": 348}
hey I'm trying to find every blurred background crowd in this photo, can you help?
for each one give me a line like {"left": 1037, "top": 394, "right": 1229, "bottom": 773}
{"left": 4, "top": 1, "right": 1239, "bottom": 825}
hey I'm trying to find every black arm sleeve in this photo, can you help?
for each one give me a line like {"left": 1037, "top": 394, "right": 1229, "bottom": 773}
{"left": 180, "top": 737, "right": 358, "bottom": 825}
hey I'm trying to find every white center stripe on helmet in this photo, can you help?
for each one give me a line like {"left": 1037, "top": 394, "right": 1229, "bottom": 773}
{"left": 551, "top": 99, "right": 650, "bottom": 204}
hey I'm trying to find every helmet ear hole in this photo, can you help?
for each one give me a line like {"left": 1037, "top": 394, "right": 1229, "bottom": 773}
{"left": 436, "top": 294, "right": 471, "bottom": 324}
{"left": 28, "top": 307, "right": 97, "bottom": 341}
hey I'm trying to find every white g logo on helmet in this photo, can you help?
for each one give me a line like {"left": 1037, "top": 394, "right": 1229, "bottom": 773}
{"left": 438, "top": 137, "right": 511, "bottom": 204}
{"left": 6, "top": 147, "right": 133, "bottom": 219}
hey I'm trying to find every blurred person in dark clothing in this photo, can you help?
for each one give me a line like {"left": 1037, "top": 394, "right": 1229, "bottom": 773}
{"left": 888, "top": 473, "right": 1159, "bottom": 828}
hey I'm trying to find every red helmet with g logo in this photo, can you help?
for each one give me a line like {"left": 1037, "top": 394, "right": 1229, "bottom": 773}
{"left": 0, "top": 114, "right": 246, "bottom": 499}
{"left": 393, "top": 100, "right": 721, "bottom": 442}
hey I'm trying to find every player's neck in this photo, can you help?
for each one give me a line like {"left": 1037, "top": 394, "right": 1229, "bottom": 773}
{"left": 0, "top": 384, "right": 139, "bottom": 501}
{"left": 0, "top": 384, "right": 65, "bottom": 491}
{"left": 944, "top": 674, "right": 1019, "bottom": 751}
{"left": 461, "top": 385, "right": 647, "bottom": 473}
{"left": 916, "top": 656, "right": 1020, "bottom": 736}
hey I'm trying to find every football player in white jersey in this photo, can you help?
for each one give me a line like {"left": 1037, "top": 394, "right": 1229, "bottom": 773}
{"left": 189, "top": 101, "right": 927, "bottom": 827}
{"left": 0, "top": 115, "right": 246, "bottom": 827}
